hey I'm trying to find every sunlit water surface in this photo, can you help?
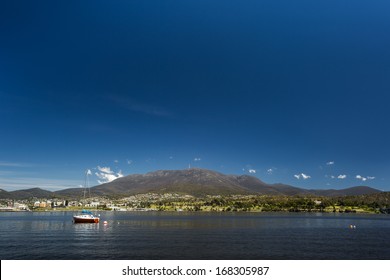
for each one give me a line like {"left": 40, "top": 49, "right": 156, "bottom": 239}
{"left": 1, "top": 211, "right": 389, "bottom": 259}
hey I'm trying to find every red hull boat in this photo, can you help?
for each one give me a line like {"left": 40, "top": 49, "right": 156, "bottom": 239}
{"left": 73, "top": 210, "right": 100, "bottom": 223}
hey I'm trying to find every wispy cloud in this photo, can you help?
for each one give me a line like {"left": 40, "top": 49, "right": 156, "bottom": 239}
{"left": 0, "top": 177, "right": 83, "bottom": 191}
{"left": 326, "top": 161, "right": 335, "bottom": 165}
{"left": 267, "top": 168, "right": 273, "bottom": 175}
{"left": 337, "top": 174, "right": 347, "bottom": 179}
{"left": 294, "top": 173, "right": 311, "bottom": 180}
{"left": 356, "top": 175, "right": 375, "bottom": 182}
{"left": 0, "top": 171, "right": 15, "bottom": 176}
{"left": 0, "top": 161, "right": 36, "bottom": 167}
{"left": 108, "top": 95, "right": 172, "bottom": 117}
{"left": 97, "top": 166, "right": 114, "bottom": 174}
{"left": 194, "top": 158, "right": 201, "bottom": 161}
{"left": 127, "top": 159, "right": 133, "bottom": 165}
{"left": 249, "top": 169, "right": 256, "bottom": 174}
{"left": 129, "top": 103, "right": 172, "bottom": 117}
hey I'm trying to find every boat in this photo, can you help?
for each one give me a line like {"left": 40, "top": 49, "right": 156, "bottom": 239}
{"left": 73, "top": 169, "right": 100, "bottom": 223}
{"left": 73, "top": 209, "right": 100, "bottom": 223}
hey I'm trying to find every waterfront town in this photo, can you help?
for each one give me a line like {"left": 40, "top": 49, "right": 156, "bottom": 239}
{"left": 1, "top": 192, "right": 389, "bottom": 213}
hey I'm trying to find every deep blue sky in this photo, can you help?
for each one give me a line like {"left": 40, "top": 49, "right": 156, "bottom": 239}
{"left": 1, "top": 0, "right": 389, "bottom": 191}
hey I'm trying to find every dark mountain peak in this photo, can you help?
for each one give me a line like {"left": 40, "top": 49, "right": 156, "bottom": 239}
{"left": 87, "top": 168, "right": 305, "bottom": 197}
{"left": 340, "top": 186, "right": 382, "bottom": 195}
{"left": 0, "top": 189, "right": 12, "bottom": 199}
{"left": 22, "top": 187, "right": 45, "bottom": 192}
{"left": 310, "top": 185, "right": 382, "bottom": 196}
{"left": 103, "top": 168, "right": 246, "bottom": 196}
{"left": 10, "top": 187, "right": 54, "bottom": 199}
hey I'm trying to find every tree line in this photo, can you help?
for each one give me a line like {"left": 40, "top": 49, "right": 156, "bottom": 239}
{"left": 132, "top": 192, "right": 390, "bottom": 213}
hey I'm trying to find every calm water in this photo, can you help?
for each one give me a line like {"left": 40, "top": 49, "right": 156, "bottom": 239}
{"left": 0, "top": 211, "right": 389, "bottom": 259}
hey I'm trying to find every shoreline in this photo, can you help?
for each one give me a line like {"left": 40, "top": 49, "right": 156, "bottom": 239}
{"left": 1, "top": 208, "right": 382, "bottom": 214}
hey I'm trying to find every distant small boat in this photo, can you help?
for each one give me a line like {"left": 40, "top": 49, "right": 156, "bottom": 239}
{"left": 73, "top": 209, "right": 100, "bottom": 223}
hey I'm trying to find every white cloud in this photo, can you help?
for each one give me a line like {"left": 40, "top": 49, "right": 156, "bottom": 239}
{"left": 194, "top": 158, "right": 201, "bottom": 161}
{"left": 331, "top": 175, "right": 335, "bottom": 179}
{"left": 86, "top": 169, "right": 92, "bottom": 175}
{"left": 326, "top": 161, "right": 335, "bottom": 165}
{"left": 267, "top": 168, "right": 273, "bottom": 175}
{"left": 355, "top": 175, "right": 375, "bottom": 182}
{"left": 356, "top": 175, "right": 367, "bottom": 181}
{"left": 127, "top": 159, "right": 133, "bottom": 165}
{"left": 97, "top": 166, "right": 114, "bottom": 174}
{"left": 95, "top": 166, "right": 124, "bottom": 184}
{"left": 249, "top": 169, "right": 256, "bottom": 174}
{"left": 114, "top": 159, "right": 119, "bottom": 163}
{"left": 338, "top": 174, "right": 347, "bottom": 179}
{"left": 294, "top": 173, "right": 311, "bottom": 180}
{"left": 96, "top": 170, "right": 123, "bottom": 184}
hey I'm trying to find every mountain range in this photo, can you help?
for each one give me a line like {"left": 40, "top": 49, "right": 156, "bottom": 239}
{"left": 0, "top": 168, "right": 383, "bottom": 200}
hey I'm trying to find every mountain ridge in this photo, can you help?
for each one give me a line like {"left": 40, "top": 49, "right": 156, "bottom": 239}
{"left": 0, "top": 168, "right": 383, "bottom": 199}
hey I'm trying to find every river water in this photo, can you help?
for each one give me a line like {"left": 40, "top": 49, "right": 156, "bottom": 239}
{"left": 0, "top": 211, "right": 389, "bottom": 259}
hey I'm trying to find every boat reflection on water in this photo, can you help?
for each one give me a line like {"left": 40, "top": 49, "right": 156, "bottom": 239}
{"left": 72, "top": 220, "right": 100, "bottom": 235}
{"left": 72, "top": 221, "right": 100, "bottom": 245}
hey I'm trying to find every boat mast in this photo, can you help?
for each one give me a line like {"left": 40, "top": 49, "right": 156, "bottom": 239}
{"left": 87, "top": 169, "right": 91, "bottom": 199}
{"left": 83, "top": 169, "right": 91, "bottom": 203}
{"left": 83, "top": 172, "right": 86, "bottom": 202}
